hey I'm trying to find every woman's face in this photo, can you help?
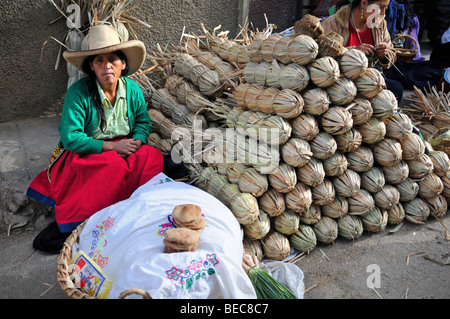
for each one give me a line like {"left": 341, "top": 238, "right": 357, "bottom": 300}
{"left": 90, "top": 52, "right": 126, "bottom": 88}
{"left": 362, "top": 0, "right": 390, "bottom": 24}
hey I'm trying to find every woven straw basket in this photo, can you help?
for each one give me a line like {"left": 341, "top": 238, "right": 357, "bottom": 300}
{"left": 56, "top": 221, "right": 152, "bottom": 299}
{"left": 393, "top": 34, "right": 418, "bottom": 63}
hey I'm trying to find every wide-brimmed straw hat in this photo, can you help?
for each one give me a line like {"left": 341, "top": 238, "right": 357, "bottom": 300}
{"left": 63, "top": 24, "right": 146, "bottom": 76}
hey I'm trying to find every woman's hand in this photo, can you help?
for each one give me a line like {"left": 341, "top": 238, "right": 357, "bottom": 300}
{"left": 103, "top": 139, "right": 143, "bottom": 157}
{"left": 355, "top": 43, "right": 376, "bottom": 56}
{"left": 375, "top": 42, "right": 389, "bottom": 62}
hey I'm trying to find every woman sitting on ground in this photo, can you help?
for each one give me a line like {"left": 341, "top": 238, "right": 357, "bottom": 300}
{"left": 322, "top": 0, "right": 404, "bottom": 102}
{"left": 27, "top": 24, "right": 163, "bottom": 253}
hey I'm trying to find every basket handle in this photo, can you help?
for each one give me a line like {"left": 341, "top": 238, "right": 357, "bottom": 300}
{"left": 118, "top": 288, "right": 152, "bottom": 299}
{"left": 392, "top": 34, "right": 418, "bottom": 50}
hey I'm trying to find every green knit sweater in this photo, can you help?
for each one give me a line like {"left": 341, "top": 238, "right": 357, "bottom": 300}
{"left": 58, "top": 76, "right": 151, "bottom": 154}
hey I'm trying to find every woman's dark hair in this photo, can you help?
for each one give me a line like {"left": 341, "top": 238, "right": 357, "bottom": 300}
{"left": 335, "top": 0, "right": 378, "bottom": 11}
{"left": 81, "top": 50, "right": 128, "bottom": 132}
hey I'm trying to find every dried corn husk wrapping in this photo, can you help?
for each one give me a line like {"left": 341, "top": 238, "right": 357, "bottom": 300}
{"left": 383, "top": 112, "right": 413, "bottom": 140}
{"left": 425, "top": 195, "right": 448, "bottom": 217}
{"left": 296, "top": 157, "right": 326, "bottom": 187}
{"left": 395, "top": 178, "right": 419, "bottom": 202}
{"left": 148, "top": 132, "right": 173, "bottom": 154}
{"left": 291, "top": 114, "right": 320, "bottom": 141}
{"left": 323, "top": 151, "right": 348, "bottom": 176}
{"left": 441, "top": 175, "right": 450, "bottom": 200}
{"left": 400, "top": 133, "right": 425, "bottom": 160}
{"left": 321, "top": 106, "right": 353, "bottom": 135}
{"left": 216, "top": 163, "right": 269, "bottom": 197}
{"left": 278, "top": 63, "right": 310, "bottom": 91}
{"left": 310, "top": 132, "right": 337, "bottom": 160}
{"left": 274, "top": 209, "right": 300, "bottom": 235}
{"left": 313, "top": 216, "right": 338, "bottom": 244}
{"left": 243, "top": 238, "right": 264, "bottom": 261}
{"left": 370, "top": 89, "right": 398, "bottom": 119}
{"left": 387, "top": 202, "right": 405, "bottom": 225}
{"left": 165, "top": 73, "right": 196, "bottom": 105}
{"left": 348, "top": 98, "right": 373, "bottom": 126}
{"left": 302, "top": 88, "right": 331, "bottom": 116}
{"left": 347, "top": 189, "right": 375, "bottom": 215}
{"left": 258, "top": 188, "right": 285, "bottom": 217}
{"left": 261, "top": 232, "right": 291, "bottom": 260}
{"left": 273, "top": 36, "right": 294, "bottom": 64}
{"left": 287, "top": 34, "right": 319, "bottom": 65}
{"left": 428, "top": 150, "right": 450, "bottom": 177}
{"left": 294, "top": 14, "right": 324, "bottom": 39}
{"left": 354, "top": 67, "right": 385, "bottom": 99}
{"left": 311, "top": 179, "right": 335, "bottom": 206}
{"left": 243, "top": 210, "right": 271, "bottom": 239}
{"left": 334, "top": 128, "right": 363, "bottom": 153}
{"left": 382, "top": 160, "right": 409, "bottom": 184}
{"left": 339, "top": 48, "right": 368, "bottom": 80}
{"left": 281, "top": 138, "right": 313, "bottom": 167}
{"left": 326, "top": 77, "right": 357, "bottom": 106}
{"left": 260, "top": 34, "right": 283, "bottom": 62}
{"left": 346, "top": 146, "right": 374, "bottom": 172}
{"left": 418, "top": 173, "right": 444, "bottom": 199}
{"left": 337, "top": 214, "right": 364, "bottom": 240}
{"left": 301, "top": 204, "right": 321, "bottom": 224}
{"left": 289, "top": 224, "right": 317, "bottom": 253}
{"left": 309, "top": 56, "right": 340, "bottom": 88}
{"left": 333, "top": 169, "right": 361, "bottom": 197}
{"left": 268, "top": 163, "right": 297, "bottom": 193}
{"left": 373, "top": 185, "right": 400, "bottom": 209}
{"left": 360, "top": 167, "right": 385, "bottom": 193}
{"left": 407, "top": 154, "right": 434, "bottom": 179}
{"left": 373, "top": 138, "right": 403, "bottom": 166}
{"left": 403, "top": 198, "right": 430, "bottom": 224}
{"left": 285, "top": 183, "right": 313, "bottom": 213}
{"left": 317, "top": 31, "right": 344, "bottom": 59}
{"left": 321, "top": 195, "right": 349, "bottom": 218}
{"left": 358, "top": 117, "right": 386, "bottom": 144}
{"left": 361, "top": 206, "right": 388, "bottom": 232}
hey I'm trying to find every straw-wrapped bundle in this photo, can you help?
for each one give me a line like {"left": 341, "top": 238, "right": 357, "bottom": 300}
{"left": 400, "top": 133, "right": 425, "bottom": 160}
{"left": 387, "top": 202, "right": 405, "bottom": 225}
{"left": 373, "top": 138, "right": 403, "bottom": 166}
{"left": 260, "top": 34, "right": 283, "bottom": 63}
{"left": 311, "top": 179, "right": 335, "bottom": 206}
{"left": 234, "top": 83, "right": 264, "bottom": 109}
{"left": 348, "top": 98, "right": 373, "bottom": 126}
{"left": 291, "top": 113, "right": 320, "bottom": 141}
{"left": 278, "top": 63, "right": 310, "bottom": 92}
{"left": 216, "top": 163, "right": 269, "bottom": 197}
{"left": 148, "top": 133, "right": 174, "bottom": 154}
{"left": 337, "top": 214, "right": 364, "bottom": 240}
{"left": 243, "top": 210, "right": 271, "bottom": 240}
{"left": 358, "top": 117, "right": 386, "bottom": 144}
{"left": 289, "top": 224, "right": 317, "bottom": 253}
{"left": 296, "top": 157, "right": 326, "bottom": 187}
{"left": 148, "top": 109, "right": 181, "bottom": 139}
{"left": 383, "top": 112, "right": 413, "bottom": 140}
{"left": 425, "top": 195, "right": 448, "bottom": 218}
{"left": 373, "top": 185, "right": 400, "bottom": 209}
{"left": 382, "top": 160, "right": 409, "bottom": 184}
{"left": 403, "top": 198, "right": 430, "bottom": 224}
{"left": 195, "top": 50, "right": 236, "bottom": 76}
{"left": 274, "top": 209, "right": 300, "bottom": 235}
{"left": 281, "top": 138, "right": 313, "bottom": 167}
{"left": 395, "top": 178, "right": 419, "bottom": 202}
{"left": 346, "top": 146, "right": 374, "bottom": 172}
{"left": 321, "top": 195, "right": 349, "bottom": 218}
{"left": 360, "top": 167, "right": 385, "bottom": 193}
{"left": 268, "top": 163, "right": 297, "bottom": 193}
{"left": 248, "top": 36, "right": 268, "bottom": 63}
{"left": 347, "top": 189, "right": 375, "bottom": 215}
{"left": 339, "top": 48, "right": 368, "bottom": 80}
{"left": 243, "top": 238, "right": 264, "bottom": 261}
{"left": 312, "top": 216, "right": 338, "bottom": 244}
{"left": 333, "top": 169, "right": 361, "bottom": 197}
{"left": 253, "top": 61, "right": 272, "bottom": 86}
{"left": 302, "top": 88, "right": 331, "bottom": 116}
{"left": 309, "top": 131, "right": 337, "bottom": 160}
{"left": 261, "top": 232, "right": 291, "bottom": 261}
{"left": 407, "top": 154, "right": 434, "bottom": 179}
{"left": 418, "top": 173, "right": 444, "bottom": 199}
{"left": 354, "top": 67, "right": 386, "bottom": 99}
{"left": 317, "top": 31, "right": 344, "bottom": 59}
{"left": 370, "top": 89, "right": 398, "bottom": 119}
{"left": 301, "top": 204, "right": 321, "bottom": 224}
{"left": 309, "top": 56, "right": 340, "bottom": 88}
{"left": 287, "top": 34, "right": 319, "bottom": 65}
{"left": 323, "top": 151, "right": 348, "bottom": 176}
{"left": 360, "top": 206, "right": 388, "bottom": 232}
{"left": 334, "top": 128, "right": 363, "bottom": 153}
{"left": 165, "top": 73, "right": 196, "bottom": 105}
{"left": 441, "top": 175, "right": 450, "bottom": 200}
{"left": 258, "top": 188, "right": 285, "bottom": 217}
{"left": 293, "top": 14, "right": 324, "bottom": 39}
{"left": 285, "top": 182, "right": 313, "bottom": 213}
{"left": 321, "top": 106, "right": 354, "bottom": 135}
{"left": 428, "top": 150, "right": 450, "bottom": 177}
{"left": 273, "top": 36, "right": 294, "bottom": 64}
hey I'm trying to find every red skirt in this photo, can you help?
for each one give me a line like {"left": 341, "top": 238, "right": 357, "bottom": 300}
{"left": 27, "top": 141, "right": 163, "bottom": 232}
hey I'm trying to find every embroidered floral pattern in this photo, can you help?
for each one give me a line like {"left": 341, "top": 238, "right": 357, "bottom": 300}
{"left": 165, "top": 254, "right": 219, "bottom": 289}
{"left": 88, "top": 216, "right": 115, "bottom": 268}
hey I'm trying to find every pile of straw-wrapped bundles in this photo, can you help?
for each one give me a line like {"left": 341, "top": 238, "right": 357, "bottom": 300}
{"left": 137, "top": 14, "right": 450, "bottom": 261}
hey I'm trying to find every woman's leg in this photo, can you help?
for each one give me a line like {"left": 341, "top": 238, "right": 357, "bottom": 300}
{"left": 384, "top": 77, "right": 404, "bottom": 104}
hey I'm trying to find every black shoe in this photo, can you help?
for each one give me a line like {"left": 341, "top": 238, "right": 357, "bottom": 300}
{"left": 33, "top": 222, "right": 70, "bottom": 254}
